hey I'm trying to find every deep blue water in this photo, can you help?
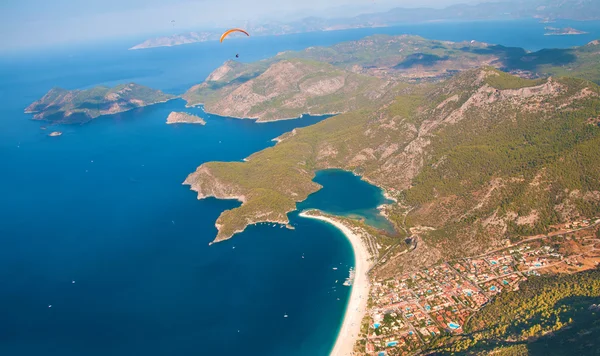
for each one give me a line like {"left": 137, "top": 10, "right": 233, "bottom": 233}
{"left": 1, "top": 19, "right": 600, "bottom": 356}
{"left": 298, "top": 170, "right": 394, "bottom": 232}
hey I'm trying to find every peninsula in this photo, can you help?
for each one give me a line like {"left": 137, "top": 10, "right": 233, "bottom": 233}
{"left": 183, "top": 58, "right": 389, "bottom": 122}
{"left": 129, "top": 32, "right": 218, "bottom": 50}
{"left": 185, "top": 66, "right": 600, "bottom": 245}
{"left": 25, "top": 83, "right": 175, "bottom": 124}
{"left": 166, "top": 111, "right": 206, "bottom": 125}
{"left": 183, "top": 34, "right": 600, "bottom": 244}
{"left": 544, "top": 26, "right": 588, "bottom": 36}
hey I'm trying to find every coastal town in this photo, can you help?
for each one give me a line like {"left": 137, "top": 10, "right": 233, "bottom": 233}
{"left": 362, "top": 218, "right": 600, "bottom": 355}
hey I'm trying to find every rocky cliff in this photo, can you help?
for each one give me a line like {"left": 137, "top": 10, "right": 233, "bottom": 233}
{"left": 166, "top": 112, "right": 206, "bottom": 125}
{"left": 183, "top": 58, "right": 389, "bottom": 122}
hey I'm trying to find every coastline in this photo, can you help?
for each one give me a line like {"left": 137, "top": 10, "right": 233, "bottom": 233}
{"left": 299, "top": 211, "right": 372, "bottom": 356}
{"left": 184, "top": 103, "right": 340, "bottom": 123}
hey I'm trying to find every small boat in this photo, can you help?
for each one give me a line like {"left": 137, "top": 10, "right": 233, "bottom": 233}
{"left": 333, "top": 267, "right": 338, "bottom": 270}
{"left": 284, "top": 314, "right": 288, "bottom": 318}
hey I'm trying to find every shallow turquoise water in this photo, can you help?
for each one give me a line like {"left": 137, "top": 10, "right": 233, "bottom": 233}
{"left": 298, "top": 170, "right": 394, "bottom": 232}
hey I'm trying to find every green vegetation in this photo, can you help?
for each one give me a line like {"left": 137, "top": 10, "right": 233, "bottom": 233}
{"left": 183, "top": 60, "right": 273, "bottom": 106}
{"left": 483, "top": 70, "right": 546, "bottom": 89}
{"left": 185, "top": 102, "right": 392, "bottom": 240}
{"left": 283, "top": 35, "right": 600, "bottom": 84}
{"left": 477, "top": 41, "right": 600, "bottom": 84}
{"left": 403, "top": 71, "right": 600, "bottom": 248}
{"left": 186, "top": 66, "right": 600, "bottom": 257}
{"left": 427, "top": 269, "right": 600, "bottom": 355}
{"left": 183, "top": 58, "right": 387, "bottom": 122}
{"left": 183, "top": 35, "right": 600, "bottom": 123}
{"left": 25, "top": 83, "right": 175, "bottom": 123}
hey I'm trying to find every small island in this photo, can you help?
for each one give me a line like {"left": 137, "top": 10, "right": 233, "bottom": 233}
{"left": 166, "top": 111, "right": 206, "bottom": 125}
{"left": 48, "top": 131, "right": 62, "bottom": 137}
{"left": 25, "top": 83, "right": 175, "bottom": 124}
{"left": 544, "top": 27, "right": 588, "bottom": 36}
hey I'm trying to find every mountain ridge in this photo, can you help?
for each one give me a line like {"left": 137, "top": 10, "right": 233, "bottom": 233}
{"left": 184, "top": 68, "right": 600, "bottom": 251}
{"left": 182, "top": 35, "right": 600, "bottom": 123}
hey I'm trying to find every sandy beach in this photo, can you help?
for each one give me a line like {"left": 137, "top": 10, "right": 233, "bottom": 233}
{"left": 299, "top": 211, "right": 372, "bottom": 356}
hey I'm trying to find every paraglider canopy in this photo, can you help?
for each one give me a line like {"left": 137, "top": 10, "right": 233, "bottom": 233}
{"left": 220, "top": 28, "right": 250, "bottom": 43}
{"left": 235, "top": 54, "right": 239, "bottom": 58}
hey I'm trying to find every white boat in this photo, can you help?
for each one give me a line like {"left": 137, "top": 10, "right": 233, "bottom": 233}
{"left": 343, "top": 267, "right": 355, "bottom": 286}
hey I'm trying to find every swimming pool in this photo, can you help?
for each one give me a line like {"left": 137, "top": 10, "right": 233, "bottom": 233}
{"left": 374, "top": 323, "right": 380, "bottom": 329}
{"left": 448, "top": 322, "right": 460, "bottom": 329}
{"left": 387, "top": 341, "right": 398, "bottom": 347}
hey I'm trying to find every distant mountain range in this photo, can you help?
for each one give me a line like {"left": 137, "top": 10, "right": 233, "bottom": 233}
{"left": 130, "top": 0, "right": 600, "bottom": 50}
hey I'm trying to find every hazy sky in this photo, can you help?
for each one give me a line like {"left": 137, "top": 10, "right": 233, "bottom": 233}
{"left": 0, "top": 0, "right": 482, "bottom": 50}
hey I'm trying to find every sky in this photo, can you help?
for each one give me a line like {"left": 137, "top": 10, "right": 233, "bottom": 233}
{"left": 0, "top": 0, "right": 484, "bottom": 50}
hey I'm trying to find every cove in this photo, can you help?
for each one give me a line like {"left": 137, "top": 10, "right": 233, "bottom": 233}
{"left": 297, "top": 169, "right": 395, "bottom": 232}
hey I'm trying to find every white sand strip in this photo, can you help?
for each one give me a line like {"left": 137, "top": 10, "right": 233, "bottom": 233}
{"left": 299, "top": 211, "right": 372, "bottom": 356}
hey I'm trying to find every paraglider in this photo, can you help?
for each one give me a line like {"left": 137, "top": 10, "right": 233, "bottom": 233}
{"left": 219, "top": 28, "right": 250, "bottom": 43}
{"left": 235, "top": 54, "right": 239, "bottom": 58}
{"left": 171, "top": 20, "right": 175, "bottom": 27}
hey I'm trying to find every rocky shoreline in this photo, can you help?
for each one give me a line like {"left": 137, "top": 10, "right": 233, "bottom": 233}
{"left": 166, "top": 111, "right": 206, "bottom": 125}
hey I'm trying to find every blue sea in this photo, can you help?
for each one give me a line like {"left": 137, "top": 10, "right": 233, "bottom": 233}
{"left": 1, "top": 19, "right": 600, "bottom": 356}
